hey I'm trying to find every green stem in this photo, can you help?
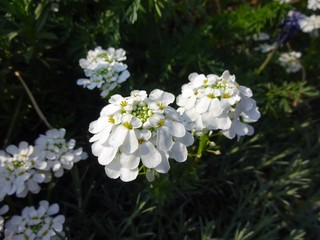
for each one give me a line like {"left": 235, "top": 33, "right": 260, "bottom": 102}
{"left": 195, "top": 134, "right": 209, "bottom": 161}
{"left": 256, "top": 48, "right": 277, "bottom": 75}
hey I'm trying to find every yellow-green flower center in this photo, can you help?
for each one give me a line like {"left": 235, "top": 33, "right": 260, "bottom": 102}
{"left": 207, "top": 93, "right": 215, "bottom": 99}
{"left": 123, "top": 122, "right": 133, "bottom": 129}
{"left": 29, "top": 220, "right": 45, "bottom": 233}
{"left": 157, "top": 119, "right": 165, "bottom": 128}
{"left": 131, "top": 102, "right": 153, "bottom": 123}
{"left": 96, "top": 53, "right": 111, "bottom": 62}
{"left": 12, "top": 160, "right": 25, "bottom": 169}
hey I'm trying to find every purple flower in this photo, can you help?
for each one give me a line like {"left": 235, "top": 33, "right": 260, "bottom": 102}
{"left": 276, "top": 11, "right": 306, "bottom": 45}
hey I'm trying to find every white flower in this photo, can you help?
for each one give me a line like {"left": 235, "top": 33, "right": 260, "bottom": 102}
{"left": 299, "top": 15, "right": 320, "bottom": 33}
{"left": 251, "top": 32, "right": 270, "bottom": 41}
{"left": 177, "top": 70, "right": 260, "bottom": 140}
{"left": 0, "top": 205, "right": 9, "bottom": 234}
{"left": 278, "top": 51, "right": 302, "bottom": 73}
{"left": 276, "top": 0, "right": 291, "bottom": 3}
{"left": 0, "top": 142, "right": 48, "bottom": 201}
{"left": 77, "top": 46, "right": 130, "bottom": 97}
{"left": 254, "top": 43, "right": 277, "bottom": 53}
{"left": 79, "top": 46, "right": 127, "bottom": 70}
{"left": 4, "top": 200, "right": 65, "bottom": 240}
{"left": 35, "top": 128, "right": 88, "bottom": 178}
{"left": 89, "top": 89, "right": 194, "bottom": 182}
{"left": 308, "top": 0, "right": 320, "bottom": 10}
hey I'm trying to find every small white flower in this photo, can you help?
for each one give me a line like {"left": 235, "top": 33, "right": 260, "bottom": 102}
{"left": 299, "top": 15, "right": 320, "bottom": 33}
{"left": 35, "top": 128, "right": 88, "bottom": 178}
{"left": 308, "top": 0, "right": 320, "bottom": 10}
{"left": 4, "top": 200, "right": 65, "bottom": 239}
{"left": 251, "top": 32, "right": 270, "bottom": 41}
{"left": 0, "top": 142, "right": 48, "bottom": 201}
{"left": 177, "top": 70, "right": 260, "bottom": 140}
{"left": 276, "top": 0, "right": 291, "bottom": 3}
{"left": 278, "top": 51, "right": 302, "bottom": 73}
{"left": 0, "top": 205, "right": 9, "bottom": 234}
{"left": 77, "top": 46, "right": 130, "bottom": 97}
{"left": 89, "top": 89, "right": 194, "bottom": 182}
{"left": 254, "top": 43, "right": 277, "bottom": 53}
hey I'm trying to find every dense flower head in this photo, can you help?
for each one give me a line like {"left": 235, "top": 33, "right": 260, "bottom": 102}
{"left": 176, "top": 70, "right": 260, "bottom": 140}
{"left": 77, "top": 46, "right": 130, "bottom": 97}
{"left": 89, "top": 89, "right": 194, "bottom": 182}
{"left": 35, "top": 128, "right": 88, "bottom": 178}
{"left": 0, "top": 205, "right": 9, "bottom": 234}
{"left": 4, "top": 200, "right": 65, "bottom": 240}
{"left": 308, "top": 0, "right": 320, "bottom": 10}
{"left": 298, "top": 14, "right": 320, "bottom": 33}
{"left": 278, "top": 51, "right": 302, "bottom": 73}
{"left": 0, "top": 142, "right": 48, "bottom": 201}
{"left": 276, "top": 0, "right": 292, "bottom": 4}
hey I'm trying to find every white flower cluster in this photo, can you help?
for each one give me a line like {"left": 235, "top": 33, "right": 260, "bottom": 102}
{"left": 176, "top": 71, "right": 261, "bottom": 140}
{"left": 308, "top": 0, "right": 320, "bottom": 10}
{"left": 77, "top": 46, "right": 130, "bottom": 97}
{"left": 0, "top": 205, "right": 9, "bottom": 234}
{"left": 0, "top": 128, "right": 87, "bottom": 201}
{"left": 299, "top": 15, "right": 320, "bottom": 33}
{"left": 4, "top": 200, "right": 65, "bottom": 240}
{"left": 89, "top": 89, "right": 194, "bottom": 182}
{"left": 35, "top": 128, "right": 88, "bottom": 178}
{"left": 276, "top": 0, "right": 292, "bottom": 4}
{"left": 0, "top": 142, "right": 49, "bottom": 201}
{"left": 278, "top": 51, "right": 302, "bottom": 73}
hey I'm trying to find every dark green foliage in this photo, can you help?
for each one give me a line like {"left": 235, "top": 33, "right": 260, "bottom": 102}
{"left": 1, "top": 0, "right": 320, "bottom": 239}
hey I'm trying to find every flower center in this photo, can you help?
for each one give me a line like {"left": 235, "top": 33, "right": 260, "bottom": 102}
{"left": 29, "top": 219, "right": 45, "bottom": 233}
{"left": 96, "top": 53, "right": 111, "bottom": 62}
{"left": 212, "top": 80, "right": 227, "bottom": 90}
{"left": 131, "top": 102, "right": 153, "bottom": 123}
{"left": 12, "top": 160, "right": 25, "bottom": 169}
{"left": 123, "top": 122, "right": 133, "bottom": 129}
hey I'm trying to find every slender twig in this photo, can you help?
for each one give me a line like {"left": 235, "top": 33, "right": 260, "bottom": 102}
{"left": 300, "top": 63, "right": 306, "bottom": 82}
{"left": 214, "top": 0, "right": 221, "bottom": 14}
{"left": 256, "top": 47, "right": 277, "bottom": 75}
{"left": 14, "top": 71, "right": 53, "bottom": 129}
{"left": 3, "top": 95, "right": 23, "bottom": 148}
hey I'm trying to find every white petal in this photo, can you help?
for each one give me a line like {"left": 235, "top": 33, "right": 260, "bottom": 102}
{"left": 104, "top": 160, "right": 121, "bottom": 179}
{"left": 119, "top": 152, "right": 140, "bottom": 169}
{"left": 32, "top": 173, "right": 46, "bottom": 183}
{"left": 157, "top": 128, "right": 174, "bottom": 151}
{"left": 100, "top": 104, "right": 120, "bottom": 116}
{"left": 108, "top": 125, "right": 128, "bottom": 147}
{"left": 222, "top": 128, "right": 236, "bottom": 139}
{"left": 196, "top": 97, "right": 210, "bottom": 113}
{"left": 52, "top": 162, "right": 61, "bottom": 172}
{"left": 139, "top": 142, "right": 161, "bottom": 168}
{"left": 6, "top": 145, "right": 18, "bottom": 155}
{"left": 166, "top": 120, "right": 186, "bottom": 138}
{"left": 88, "top": 117, "right": 109, "bottom": 134}
{"left": 233, "top": 120, "right": 249, "bottom": 136}
{"left": 27, "top": 180, "right": 40, "bottom": 193}
{"left": 208, "top": 98, "right": 224, "bottom": 116}
{"left": 91, "top": 142, "right": 103, "bottom": 156}
{"left": 121, "top": 130, "right": 138, "bottom": 154}
{"left": 154, "top": 151, "right": 170, "bottom": 173}
{"left": 120, "top": 168, "right": 138, "bottom": 182}
{"left": 98, "top": 146, "right": 118, "bottom": 165}
{"left": 175, "top": 131, "right": 194, "bottom": 146}
{"left": 47, "top": 203, "right": 59, "bottom": 215}
{"left": 170, "top": 142, "right": 188, "bottom": 162}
